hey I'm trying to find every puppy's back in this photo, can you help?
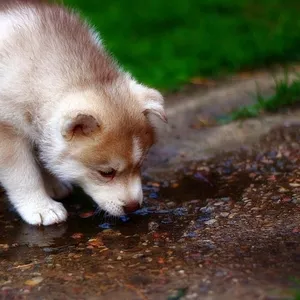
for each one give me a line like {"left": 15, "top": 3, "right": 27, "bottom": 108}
{"left": 0, "top": 0, "right": 44, "bottom": 11}
{"left": 0, "top": 0, "right": 121, "bottom": 134}
{"left": 0, "top": 1, "right": 120, "bottom": 99}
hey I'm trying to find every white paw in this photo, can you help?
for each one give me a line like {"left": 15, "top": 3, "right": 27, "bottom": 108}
{"left": 45, "top": 179, "right": 73, "bottom": 200}
{"left": 17, "top": 199, "right": 68, "bottom": 226}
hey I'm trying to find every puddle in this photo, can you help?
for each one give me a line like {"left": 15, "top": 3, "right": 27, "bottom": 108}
{"left": 0, "top": 168, "right": 254, "bottom": 255}
{"left": 160, "top": 170, "right": 252, "bottom": 204}
{"left": 160, "top": 174, "right": 216, "bottom": 203}
{"left": 0, "top": 124, "right": 297, "bottom": 262}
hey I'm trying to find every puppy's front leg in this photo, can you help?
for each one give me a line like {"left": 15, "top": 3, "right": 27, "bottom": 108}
{"left": 0, "top": 128, "right": 67, "bottom": 225}
{"left": 41, "top": 168, "right": 73, "bottom": 200}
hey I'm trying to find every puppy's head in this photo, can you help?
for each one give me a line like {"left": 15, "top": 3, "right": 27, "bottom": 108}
{"left": 51, "top": 79, "right": 166, "bottom": 216}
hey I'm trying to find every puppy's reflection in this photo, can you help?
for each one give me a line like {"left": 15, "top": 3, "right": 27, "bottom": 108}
{"left": 15, "top": 223, "right": 67, "bottom": 247}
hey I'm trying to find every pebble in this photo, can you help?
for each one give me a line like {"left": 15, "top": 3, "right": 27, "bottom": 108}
{"left": 166, "top": 201, "right": 176, "bottom": 208}
{"left": 146, "top": 257, "right": 153, "bottom": 262}
{"left": 148, "top": 221, "right": 159, "bottom": 231}
{"left": 250, "top": 207, "right": 260, "bottom": 211}
{"left": 228, "top": 213, "right": 237, "bottom": 219}
{"left": 220, "top": 212, "right": 229, "bottom": 217}
{"left": 133, "top": 253, "right": 144, "bottom": 259}
{"left": 215, "top": 270, "right": 227, "bottom": 277}
{"left": 98, "top": 223, "right": 111, "bottom": 229}
{"left": 173, "top": 207, "right": 188, "bottom": 216}
{"left": 220, "top": 197, "right": 231, "bottom": 202}
{"left": 292, "top": 197, "right": 300, "bottom": 204}
{"left": 161, "top": 217, "right": 173, "bottom": 224}
{"left": 200, "top": 206, "right": 214, "bottom": 213}
{"left": 186, "top": 293, "right": 199, "bottom": 299}
{"left": 120, "top": 215, "right": 130, "bottom": 222}
{"left": 22, "top": 288, "right": 31, "bottom": 294}
{"left": 204, "top": 219, "right": 217, "bottom": 225}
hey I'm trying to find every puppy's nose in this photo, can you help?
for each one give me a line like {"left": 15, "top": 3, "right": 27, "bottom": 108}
{"left": 123, "top": 201, "right": 141, "bottom": 214}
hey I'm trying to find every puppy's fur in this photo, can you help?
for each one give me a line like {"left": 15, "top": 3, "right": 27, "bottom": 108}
{"left": 0, "top": 1, "right": 166, "bottom": 225}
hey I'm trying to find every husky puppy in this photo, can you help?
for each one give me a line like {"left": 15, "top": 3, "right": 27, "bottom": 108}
{"left": 0, "top": 1, "right": 166, "bottom": 225}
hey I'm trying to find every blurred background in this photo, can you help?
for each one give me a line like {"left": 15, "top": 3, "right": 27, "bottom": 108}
{"left": 64, "top": 0, "right": 300, "bottom": 91}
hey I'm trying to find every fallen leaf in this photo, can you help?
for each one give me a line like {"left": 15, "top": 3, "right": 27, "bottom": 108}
{"left": 87, "top": 238, "right": 104, "bottom": 248}
{"left": 25, "top": 277, "right": 44, "bottom": 286}
{"left": 158, "top": 257, "right": 165, "bottom": 264}
{"left": 71, "top": 233, "right": 84, "bottom": 239}
{"left": 191, "top": 114, "right": 217, "bottom": 129}
{"left": 268, "top": 175, "right": 276, "bottom": 181}
{"left": 190, "top": 77, "right": 216, "bottom": 86}
{"left": 0, "top": 244, "right": 9, "bottom": 250}
{"left": 11, "top": 263, "right": 34, "bottom": 270}
{"left": 148, "top": 182, "right": 160, "bottom": 187}
{"left": 282, "top": 197, "right": 291, "bottom": 202}
{"left": 79, "top": 211, "right": 94, "bottom": 218}
{"left": 278, "top": 187, "right": 288, "bottom": 193}
{"left": 232, "top": 71, "right": 253, "bottom": 79}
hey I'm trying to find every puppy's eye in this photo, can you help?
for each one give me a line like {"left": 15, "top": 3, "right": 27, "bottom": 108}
{"left": 98, "top": 169, "right": 116, "bottom": 179}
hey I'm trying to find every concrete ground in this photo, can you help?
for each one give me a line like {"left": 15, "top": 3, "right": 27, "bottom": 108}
{"left": 1, "top": 70, "right": 300, "bottom": 300}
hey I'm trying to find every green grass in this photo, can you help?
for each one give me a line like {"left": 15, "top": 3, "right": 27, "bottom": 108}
{"left": 294, "top": 292, "right": 300, "bottom": 300}
{"left": 290, "top": 278, "right": 300, "bottom": 300}
{"left": 222, "top": 73, "right": 300, "bottom": 122}
{"left": 62, "top": 0, "right": 300, "bottom": 90}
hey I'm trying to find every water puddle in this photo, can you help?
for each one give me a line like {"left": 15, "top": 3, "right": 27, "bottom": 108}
{"left": 0, "top": 166, "right": 254, "bottom": 258}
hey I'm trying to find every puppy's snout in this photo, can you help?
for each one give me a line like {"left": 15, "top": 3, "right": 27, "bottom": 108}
{"left": 123, "top": 201, "right": 140, "bottom": 214}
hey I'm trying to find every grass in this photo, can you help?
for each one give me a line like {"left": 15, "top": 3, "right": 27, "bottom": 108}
{"left": 61, "top": 0, "right": 300, "bottom": 90}
{"left": 295, "top": 292, "right": 300, "bottom": 300}
{"left": 291, "top": 278, "right": 300, "bottom": 300}
{"left": 221, "top": 72, "right": 300, "bottom": 123}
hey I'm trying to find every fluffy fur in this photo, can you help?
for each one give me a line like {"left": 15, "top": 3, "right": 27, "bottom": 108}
{"left": 0, "top": 1, "right": 166, "bottom": 225}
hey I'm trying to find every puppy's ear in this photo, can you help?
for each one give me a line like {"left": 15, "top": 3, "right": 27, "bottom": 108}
{"left": 142, "top": 90, "right": 167, "bottom": 123}
{"left": 130, "top": 81, "right": 167, "bottom": 123}
{"left": 61, "top": 114, "right": 100, "bottom": 141}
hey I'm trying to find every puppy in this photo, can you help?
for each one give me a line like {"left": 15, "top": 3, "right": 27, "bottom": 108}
{"left": 0, "top": 1, "right": 166, "bottom": 225}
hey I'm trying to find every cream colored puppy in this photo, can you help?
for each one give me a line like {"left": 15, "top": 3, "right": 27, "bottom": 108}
{"left": 0, "top": 1, "right": 166, "bottom": 225}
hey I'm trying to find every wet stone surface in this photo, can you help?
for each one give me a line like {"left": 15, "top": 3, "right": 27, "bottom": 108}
{"left": 0, "top": 124, "right": 300, "bottom": 300}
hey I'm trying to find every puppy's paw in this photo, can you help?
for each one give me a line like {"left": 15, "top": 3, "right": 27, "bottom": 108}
{"left": 17, "top": 199, "right": 68, "bottom": 226}
{"left": 45, "top": 178, "right": 73, "bottom": 200}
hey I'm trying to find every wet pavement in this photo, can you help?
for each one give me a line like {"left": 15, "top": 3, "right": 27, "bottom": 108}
{"left": 0, "top": 122, "right": 299, "bottom": 300}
